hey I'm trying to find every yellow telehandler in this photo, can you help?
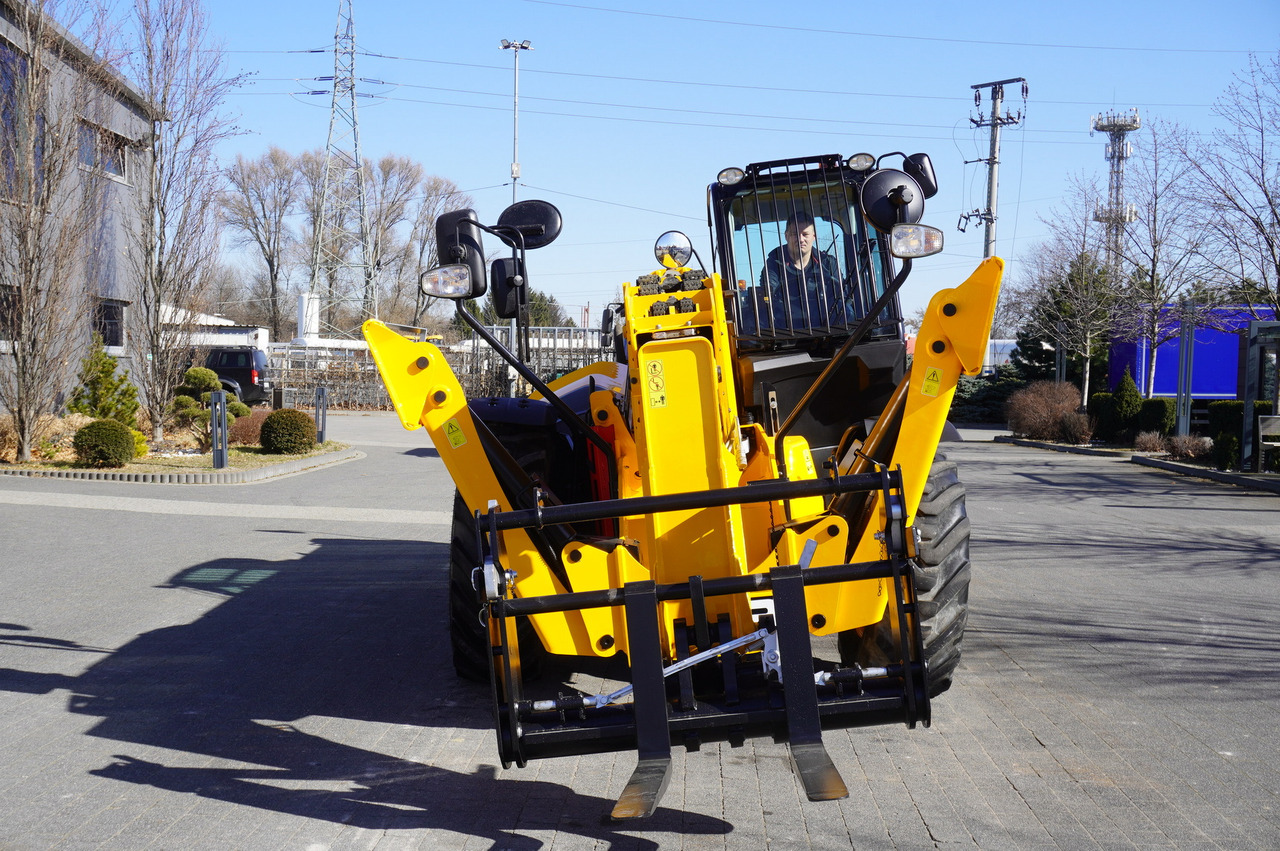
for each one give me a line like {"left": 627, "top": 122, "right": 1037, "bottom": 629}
{"left": 363, "top": 151, "right": 1001, "bottom": 819}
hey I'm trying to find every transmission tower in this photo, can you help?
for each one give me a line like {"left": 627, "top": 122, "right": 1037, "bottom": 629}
{"left": 959, "top": 77, "right": 1027, "bottom": 258}
{"left": 305, "top": 0, "right": 375, "bottom": 339}
{"left": 1090, "top": 109, "right": 1142, "bottom": 279}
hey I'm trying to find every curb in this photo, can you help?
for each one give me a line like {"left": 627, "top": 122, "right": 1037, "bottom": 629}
{"left": 992, "top": 435, "right": 1280, "bottom": 496}
{"left": 992, "top": 435, "right": 1128, "bottom": 457}
{"left": 1130, "top": 454, "right": 1280, "bottom": 495}
{"left": 0, "top": 448, "right": 363, "bottom": 485}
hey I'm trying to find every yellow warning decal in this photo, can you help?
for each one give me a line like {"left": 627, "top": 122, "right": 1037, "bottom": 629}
{"left": 443, "top": 418, "right": 467, "bottom": 448}
{"left": 645, "top": 359, "right": 667, "bottom": 408}
{"left": 921, "top": 366, "right": 943, "bottom": 398}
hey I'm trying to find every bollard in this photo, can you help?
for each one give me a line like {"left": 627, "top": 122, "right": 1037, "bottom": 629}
{"left": 210, "top": 390, "right": 228, "bottom": 470}
{"left": 315, "top": 386, "right": 328, "bottom": 443}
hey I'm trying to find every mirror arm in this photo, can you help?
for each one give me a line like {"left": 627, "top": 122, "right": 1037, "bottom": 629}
{"left": 455, "top": 302, "right": 619, "bottom": 500}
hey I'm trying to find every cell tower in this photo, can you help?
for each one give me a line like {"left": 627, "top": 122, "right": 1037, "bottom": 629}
{"left": 304, "top": 0, "right": 375, "bottom": 339}
{"left": 1090, "top": 109, "right": 1142, "bottom": 279}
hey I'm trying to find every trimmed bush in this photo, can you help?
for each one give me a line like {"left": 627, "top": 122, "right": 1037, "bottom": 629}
{"left": 260, "top": 408, "right": 317, "bottom": 454}
{"left": 1137, "top": 397, "right": 1176, "bottom": 436}
{"left": 1214, "top": 432, "right": 1239, "bottom": 470}
{"left": 1112, "top": 367, "right": 1142, "bottom": 438}
{"left": 180, "top": 366, "right": 220, "bottom": 394}
{"left": 228, "top": 400, "right": 252, "bottom": 419}
{"left": 1006, "top": 381, "right": 1083, "bottom": 441}
{"left": 72, "top": 419, "right": 135, "bottom": 468}
{"left": 1207, "top": 400, "right": 1274, "bottom": 440}
{"left": 130, "top": 428, "right": 149, "bottom": 459}
{"left": 1089, "top": 392, "right": 1117, "bottom": 442}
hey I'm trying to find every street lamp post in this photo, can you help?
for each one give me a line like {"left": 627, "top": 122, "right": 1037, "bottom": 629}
{"left": 500, "top": 39, "right": 532, "bottom": 205}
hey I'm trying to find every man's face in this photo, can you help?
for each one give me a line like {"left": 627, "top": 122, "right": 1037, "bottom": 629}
{"left": 785, "top": 223, "right": 815, "bottom": 261}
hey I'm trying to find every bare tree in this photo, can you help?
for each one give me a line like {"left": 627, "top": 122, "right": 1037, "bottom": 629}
{"left": 1017, "top": 175, "right": 1117, "bottom": 400}
{"left": 123, "top": 0, "right": 241, "bottom": 440}
{"left": 1114, "top": 119, "right": 1224, "bottom": 397}
{"left": 0, "top": 1, "right": 118, "bottom": 462}
{"left": 1180, "top": 51, "right": 1280, "bottom": 317}
{"left": 221, "top": 146, "right": 301, "bottom": 340}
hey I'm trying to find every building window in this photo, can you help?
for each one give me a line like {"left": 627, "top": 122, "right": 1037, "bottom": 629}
{"left": 79, "top": 121, "right": 128, "bottom": 181}
{"left": 0, "top": 284, "right": 17, "bottom": 341}
{"left": 94, "top": 298, "right": 126, "bottom": 348}
{"left": 0, "top": 38, "right": 30, "bottom": 198}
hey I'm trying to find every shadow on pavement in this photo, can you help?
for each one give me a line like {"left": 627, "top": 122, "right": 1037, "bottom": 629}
{"left": 0, "top": 538, "right": 730, "bottom": 845}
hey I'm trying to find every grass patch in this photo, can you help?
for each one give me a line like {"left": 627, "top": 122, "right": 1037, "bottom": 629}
{"left": 2, "top": 441, "right": 350, "bottom": 473}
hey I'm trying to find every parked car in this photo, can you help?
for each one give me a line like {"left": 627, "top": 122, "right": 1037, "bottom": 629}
{"left": 205, "top": 346, "right": 272, "bottom": 405}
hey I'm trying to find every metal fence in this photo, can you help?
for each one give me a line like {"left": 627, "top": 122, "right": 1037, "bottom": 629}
{"left": 270, "top": 326, "right": 607, "bottom": 409}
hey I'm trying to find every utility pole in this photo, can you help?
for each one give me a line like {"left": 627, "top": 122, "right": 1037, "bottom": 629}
{"left": 959, "top": 77, "right": 1027, "bottom": 258}
{"left": 305, "top": 0, "right": 376, "bottom": 338}
{"left": 500, "top": 39, "right": 532, "bottom": 204}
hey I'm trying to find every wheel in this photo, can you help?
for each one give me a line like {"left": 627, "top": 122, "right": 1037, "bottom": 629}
{"left": 839, "top": 452, "right": 971, "bottom": 698}
{"left": 449, "top": 421, "right": 560, "bottom": 683}
{"left": 448, "top": 491, "right": 492, "bottom": 682}
{"left": 448, "top": 491, "right": 547, "bottom": 683}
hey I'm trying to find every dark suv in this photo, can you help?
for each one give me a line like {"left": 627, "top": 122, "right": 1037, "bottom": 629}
{"left": 206, "top": 346, "right": 272, "bottom": 405}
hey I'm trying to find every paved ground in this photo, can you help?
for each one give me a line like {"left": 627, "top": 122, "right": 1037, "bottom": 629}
{"left": 0, "top": 413, "right": 1277, "bottom": 849}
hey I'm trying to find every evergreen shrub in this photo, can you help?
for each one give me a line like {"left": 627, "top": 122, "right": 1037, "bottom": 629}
{"left": 67, "top": 335, "right": 139, "bottom": 428}
{"left": 1137, "top": 398, "right": 1176, "bottom": 436}
{"left": 1089, "top": 392, "right": 1117, "bottom": 442}
{"left": 1112, "top": 367, "right": 1142, "bottom": 438}
{"left": 260, "top": 408, "right": 316, "bottom": 454}
{"left": 73, "top": 419, "right": 135, "bottom": 468}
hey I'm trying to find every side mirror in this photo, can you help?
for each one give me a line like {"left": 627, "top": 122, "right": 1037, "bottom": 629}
{"left": 490, "top": 256, "right": 525, "bottom": 319}
{"left": 859, "top": 169, "right": 924, "bottom": 235}
{"left": 654, "top": 231, "right": 693, "bottom": 268}
{"left": 497, "top": 199, "right": 563, "bottom": 249}
{"left": 903, "top": 153, "right": 938, "bottom": 199}
{"left": 600, "top": 307, "right": 614, "bottom": 339}
{"left": 432, "top": 208, "right": 487, "bottom": 298}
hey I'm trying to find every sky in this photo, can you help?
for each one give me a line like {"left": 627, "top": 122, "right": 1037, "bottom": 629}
{"left": 200, "top": 0, "right": 1278, "bottom": 331}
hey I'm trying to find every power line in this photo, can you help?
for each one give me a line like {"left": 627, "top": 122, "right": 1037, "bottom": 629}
{"left": 524, "top": 1, "right": 1264, "bottom": 55}
{"left": 223, "top": 49, "right": 1218, "bottom": 109}
{"left": 521, "top": 183, "right": 701, "bottom": 221}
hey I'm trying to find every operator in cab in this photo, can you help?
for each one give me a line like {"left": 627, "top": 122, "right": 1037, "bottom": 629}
{"left": 759, "top": 211, "right": 844, "bottom": 332}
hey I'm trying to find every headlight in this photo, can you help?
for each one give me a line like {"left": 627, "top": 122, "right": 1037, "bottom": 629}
{"left": 889, "top": 224, "right": 944, "bottom": 258}
{"left": 420, "top": 264, "right": 473, "bottom": 298}
{"left": 717, "top": 167, "right": 745, "bottom": 186}
{"left": 847, "top": 153, "right": 875, "bottom": 172}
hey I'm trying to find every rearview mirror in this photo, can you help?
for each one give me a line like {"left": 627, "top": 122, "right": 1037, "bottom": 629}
{"left": 497, "top": 199, "right": 563, "bottom": 249}
{"left": 434, "top": 208, "right": 487, "bottom": 298}
{"left": 903, "top": 153, "right": 938, "bottom": 199}
{"left": 859, "top": 169, "right": 924, "bottom": 235}
{"left": 654, "top": 231, "right": 693, "bottom": 268}
{"left": 490, "top": 256, "right": 525, "bottom": 319}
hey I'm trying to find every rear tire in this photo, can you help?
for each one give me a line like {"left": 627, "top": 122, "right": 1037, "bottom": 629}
{"left": 839, "top": 453, "right": 970, "bottom": 697}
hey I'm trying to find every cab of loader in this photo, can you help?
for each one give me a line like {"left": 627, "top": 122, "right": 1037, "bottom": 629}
{"left": 708, "top": 152, "right": 941, "bottom": 460}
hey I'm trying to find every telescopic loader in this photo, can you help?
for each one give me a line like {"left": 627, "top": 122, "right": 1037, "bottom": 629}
{"left": 363, "top": 151, "right": 1002, "bottom": 819}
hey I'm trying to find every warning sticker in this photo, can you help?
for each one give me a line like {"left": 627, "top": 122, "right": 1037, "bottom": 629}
{"left": 921, "top": 367, "right": 943, "bottom": 398}
{"left": 443, "top": 418, "right": 467, "bottom": 448}
{"left": 645, "top": 359, "right": 667, "bottom": 408}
